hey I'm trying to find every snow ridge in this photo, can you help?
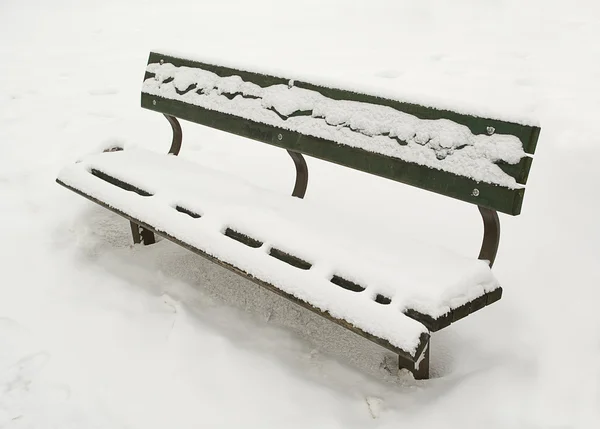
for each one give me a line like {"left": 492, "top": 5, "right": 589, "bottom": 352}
{"left": 143, "top": 62, "right": 526, "bottom": 188}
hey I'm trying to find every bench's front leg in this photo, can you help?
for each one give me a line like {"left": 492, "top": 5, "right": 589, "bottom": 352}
{"left": 400, "top": 338, "right": 430, "bottom": 380}
{"left": 410, "top": 340, "right": 430, "bottom": 380}
{"left": 130, "top": 221, "right": 155, "bottom": 245}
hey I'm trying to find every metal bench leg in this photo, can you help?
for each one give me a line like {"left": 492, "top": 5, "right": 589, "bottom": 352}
{"left": 130, "top": 221, "right": 155, "bottom": 245}
{"left": 412, "top": 340, "right": 430, "bottom": 380}
{"left": 401, "top": 339, "right": 430, "bottom": 380}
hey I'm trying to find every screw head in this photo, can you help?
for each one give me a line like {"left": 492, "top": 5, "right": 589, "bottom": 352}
{"left": 486, "top": 126, "right": 495, "bottom": 135}
{"left": 472, "top": 188, "right": 480, "bottom": 197}
{"left": 277, "top": 133, "right": 283, "bottom": 141}
{"left": 152, "top": 99, "right": 157, "bottom": 106}
{"left": 159, "top": 59, "right": 164, "bottom": 65}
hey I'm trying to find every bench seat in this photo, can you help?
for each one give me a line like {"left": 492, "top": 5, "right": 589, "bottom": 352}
{"left": 57, "top": 148, "right": 502, "bottom": 362}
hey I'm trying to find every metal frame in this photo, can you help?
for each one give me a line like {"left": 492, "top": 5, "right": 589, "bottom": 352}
{"left": 164, "top": 114, "right": 183, "bottom": 155}
{"left": 286, "top": 150, "right": 308, "bottom": 199}
{"left": 477, "top": 206, "right": 501, "bottom": 268}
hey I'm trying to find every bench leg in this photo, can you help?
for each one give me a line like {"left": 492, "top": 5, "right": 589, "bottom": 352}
{"left": 401, "top": 339, "right": 430, "bottom": 380}
{"left": 130, "top": 221, "right": 155, "bottom": 245}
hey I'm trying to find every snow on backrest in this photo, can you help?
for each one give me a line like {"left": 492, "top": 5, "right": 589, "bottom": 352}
{"left": 140, "top": 52, "right": 541, "bottom": 215}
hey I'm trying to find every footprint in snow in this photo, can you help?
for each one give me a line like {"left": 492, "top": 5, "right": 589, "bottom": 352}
{"left": 365, "top": 396, "right": 384, "bottom": 419}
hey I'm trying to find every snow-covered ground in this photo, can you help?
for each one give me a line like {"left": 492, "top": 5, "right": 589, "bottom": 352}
{"left": 1, "top": 0, "right": 599, "bottom": 427}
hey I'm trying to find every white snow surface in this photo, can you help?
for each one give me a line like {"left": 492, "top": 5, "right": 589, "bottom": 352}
{"left": 143, "top": 62, "right": 526, "bottom": 188}
{"left": 59, "top": 148, "right": 499, "bottom": 352}
{"left": 155, "top": 49, "right": 541, "bottom": 127}
{"left": 2, "top": 0, "right": 600, "bottom": 428}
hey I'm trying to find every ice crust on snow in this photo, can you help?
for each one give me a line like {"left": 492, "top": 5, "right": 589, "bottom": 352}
{"left": 58, "top": 149, "right": 501, "bottom": 355}
{"left": 142, "top": 62, "right": 527, "bottom": 188}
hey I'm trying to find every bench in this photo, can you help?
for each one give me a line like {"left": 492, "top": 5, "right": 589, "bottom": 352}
{"left": 56, "top": 51, "right": 541, "bottom": 379}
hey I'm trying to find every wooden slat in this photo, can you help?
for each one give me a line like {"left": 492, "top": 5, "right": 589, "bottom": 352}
{"left": 402, "top": 288, "right": 503, "bottom": 332}
{"left": 497, "top": 156, "right": 533, "bottom": 185}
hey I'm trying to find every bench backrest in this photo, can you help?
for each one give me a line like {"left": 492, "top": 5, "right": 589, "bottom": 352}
{"left": 141, "top": 51, "right": 540, "bottom": 215}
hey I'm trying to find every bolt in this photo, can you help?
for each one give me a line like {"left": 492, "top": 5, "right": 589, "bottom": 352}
{"left": 472, "top": 188, "right": 480, "bottom": 197}
{"left": 486, "top": 126, "right": 495, "bottom": 135}
{"left": 277, "top": 133, "right": 283, "bottom": 141}
{"left": 152, "top": 100, "right": 157, "bottom": 106}
{"left": 160, "top": 59, "right": 164, "bottom": 65}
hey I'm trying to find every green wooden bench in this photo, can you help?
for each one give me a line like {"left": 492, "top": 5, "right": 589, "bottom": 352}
{"left": 57, "top": 51, "right": 541, "bottom": 379}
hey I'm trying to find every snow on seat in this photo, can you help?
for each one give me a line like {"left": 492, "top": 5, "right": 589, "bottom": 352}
{"left": 57, "top": 148, "right": 501, "bottom": 359}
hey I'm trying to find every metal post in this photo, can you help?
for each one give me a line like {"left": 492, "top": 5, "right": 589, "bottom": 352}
{"left": 287, "top": 150, "right": 308, "bottom": 199}
{"left": 164, "top": 114, "right": 183, "bottom": 156}
{"left": 477, "top": 206, "right": 500, "bottom": 267}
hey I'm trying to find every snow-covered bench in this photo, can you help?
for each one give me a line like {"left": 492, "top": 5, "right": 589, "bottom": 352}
{"left": 56, "top": 51, "right": 541, "bottom": 379}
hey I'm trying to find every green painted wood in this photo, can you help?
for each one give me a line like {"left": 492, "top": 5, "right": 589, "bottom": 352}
{"left": 298, "top": 80, "right": 541, "bottom": 156}
{"left": 142, "top": 94, "right": 526, "bottom": 215}
{"left": 403, "top": 287, "right": 502, "bottom": 332}
{"left": 497, "top": 156, "right": 533, "bottom": 185}
{"left": 141, "top": 52, "right": 543, "bottom": 214}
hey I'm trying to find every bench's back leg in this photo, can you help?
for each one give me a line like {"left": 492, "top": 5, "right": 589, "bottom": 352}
{"left": 128, "top": 114, "right": 182, "bottom": 245}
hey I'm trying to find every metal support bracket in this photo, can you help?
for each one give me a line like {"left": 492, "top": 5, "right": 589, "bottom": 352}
{"left": 478, "top": 206, "right": 500, "bottom": 267}
{"left": 164, "top": 114, "right": 183, "bottom": 156}
{"left": 287, "top": 150, "right": 308, "bottom": 199}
